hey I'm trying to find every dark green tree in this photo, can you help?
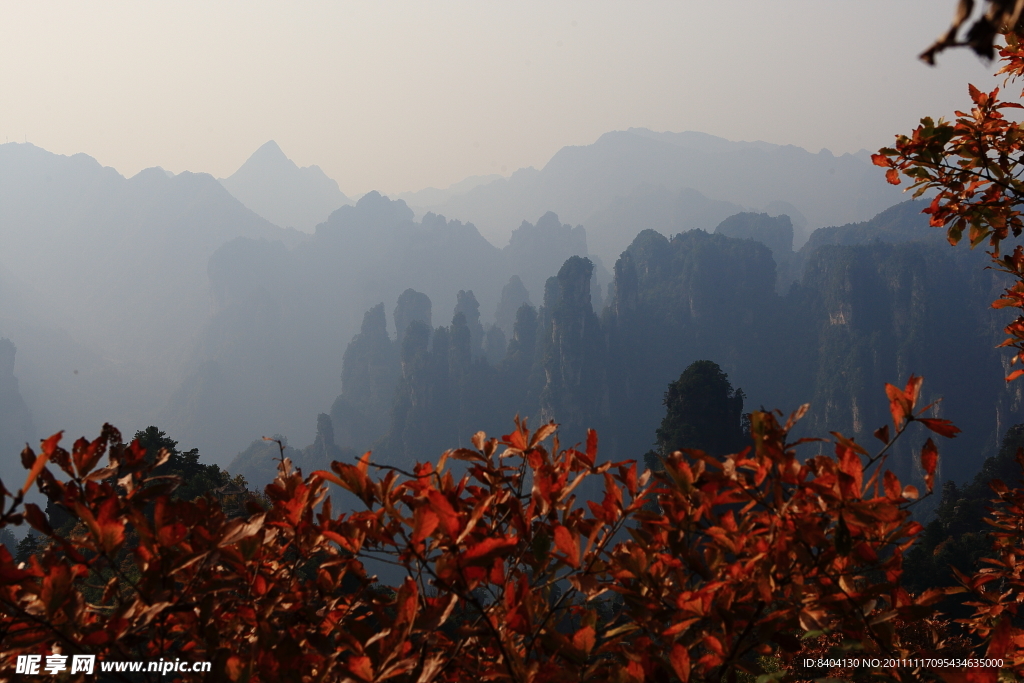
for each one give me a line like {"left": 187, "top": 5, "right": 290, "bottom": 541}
{"left": 645, "top": 360, "right": 746, "bottom": 475}
{"left": 133, "top": 426, "right": 239, "bottom": 503}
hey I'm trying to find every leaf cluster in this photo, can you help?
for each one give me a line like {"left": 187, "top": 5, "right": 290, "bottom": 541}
{"left": 0, "top": 373, "right": 999, "bottom": 683}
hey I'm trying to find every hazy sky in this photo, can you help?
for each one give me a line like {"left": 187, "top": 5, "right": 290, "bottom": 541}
{"left": 0, "top": 1, "right": 1007, "bottom": 196}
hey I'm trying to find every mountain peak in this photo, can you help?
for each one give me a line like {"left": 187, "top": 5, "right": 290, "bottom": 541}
{"left": 241, "top": 140, "right": 294, "bottom": 170}
{"left": 220, "top": 141, "right": 352, "bottom": 231}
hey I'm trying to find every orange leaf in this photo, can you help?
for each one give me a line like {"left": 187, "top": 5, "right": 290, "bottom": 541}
{"left": 572, "top": 624, "right": 595, "bottom": 654}
{"left": 225, "top": 656, "right": 245, "bottom": 682}
{"left": 357, "top": 450, "right": 371, "bottom": 477}
{"left": 669, "top": 644, "right": 690, "bottom": 682}
{"left": 347, "top": 655, "right": 374, "bottom": 682}
{"left": 504, "top": 427, "right": 528, "bottom": 451}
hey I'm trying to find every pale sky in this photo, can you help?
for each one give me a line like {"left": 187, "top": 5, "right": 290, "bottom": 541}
{"left": 0, "top": 1, "right": 1007, "bottom": 197}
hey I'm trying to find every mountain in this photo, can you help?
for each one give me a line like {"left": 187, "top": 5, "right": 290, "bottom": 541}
{"left": 289, "top": 200, "right": 1015, "bottom": 508}
{"left": 165, "top": 193, "right": 605, "bottom": 462}
{"left": 396, "top": 174, "right": 504, "bottom": 210}
{"left": 585, "top": 185, "right": 746, "bottom": 271}
{"left": 0, "top": 142, "right": 303, "bottom": 442}
{"left": 220, "top": 141, "right": 353, "bottom": 231}
{"left": 428, "top": 128, "right": 904, "bottom": 265}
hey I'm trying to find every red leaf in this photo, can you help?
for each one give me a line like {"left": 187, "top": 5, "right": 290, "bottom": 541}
{"left": 72, "top": 432, "right": 108, "bottom": 478}
{"left": 40, "top": 564, "right": 73, "bottom": 616}
{"left": 412, "top": 506, "right": 439, "bottom": 544}
{"left": 462, "top": 536, "right": 518, "bottom": 564}
{"left": 553, "top": 525, "right": 580, "bottom": 568}
{"left": 838, "top": 447, "right": 863, "bottom": 497}
{"left": 395, "top": 577, "right": 418, "bottom": 629}
{"left": 921, "top": 438, "right": 938, "bottom": 493}
{"left": 21, "top": 451, "right": 50, "bottom": 495}
{"left": 428, "top": 490, "right": 461, "bottom": 538}
{"left": 23, "top": 503, "right": 53, "bottom": 536}
{"left": 884, "top": 383, "right": 911, "bottom": 427}
{"left": 873, "top": 425, "right": 890, "bottom": 444}
{"left": 883, "top": 471, "right": 901, "bottom": 500}
{"left": 986, "top": 614, "right": 1012, "bottom": 660}
{"left": 918, "top": 418, "right": 961, "bottom": 438}
{"left": 585, "top": 429, "right": 598, "bottom": 467}
{"left": 886, "top": 168, "right": 901, "bottom": 184}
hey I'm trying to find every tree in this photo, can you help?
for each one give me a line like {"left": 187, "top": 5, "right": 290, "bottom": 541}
{"left": 873, "top": 28, "right": 1024, "bottom": 680}
{"left": 654, "top": 360, "right": 746, "bottom": 458}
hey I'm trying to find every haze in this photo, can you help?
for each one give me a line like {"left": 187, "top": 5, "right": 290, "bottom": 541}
{"left": 0, "top": 1, "right": 1003, "bottom": 197}
{"left": 2, "top": 0, "right": 1021, "bottom": 533}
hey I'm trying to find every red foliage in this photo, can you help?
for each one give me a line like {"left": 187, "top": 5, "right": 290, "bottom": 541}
{"left": 0, "top": 374, "right": 1005, "bottom": 682}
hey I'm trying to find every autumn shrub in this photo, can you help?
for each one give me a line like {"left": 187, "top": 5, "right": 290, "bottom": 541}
{"left": 2, "top": 372, "right": 1014, "bottom": 683}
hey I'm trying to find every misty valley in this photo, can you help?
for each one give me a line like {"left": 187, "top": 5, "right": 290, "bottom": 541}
{"left": 0, "top": 128, "right": 1016, "bottom": 513}
{"left": 3, "top": 121, "right": 1024, "bottom": 678}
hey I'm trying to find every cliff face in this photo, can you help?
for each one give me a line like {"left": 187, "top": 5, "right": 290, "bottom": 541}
{"left": 170, "top": 193, "right": 604, "bottom": 460}
{"left": 0, "top": 339, "right": 34, "bottom": 486}
{"left": 540, "top": 256, "right": 607, "bottom": 445}
{"left": 394, "top": 289, "right": 431, "bottom": 345}
{"left": 793, "top": 241, "right": 1004, "bottom": 484}
{"left": 714, "top": 212, "right": 796, "bottom": 291}
{"left": 229, "top": 201, "right": 1017, "bottom": 507}
{"left": 603, "top": 229, "right": 778, "bottom": 460}
{"left": 330, "top": 304, "right": 400, "bottom": 454}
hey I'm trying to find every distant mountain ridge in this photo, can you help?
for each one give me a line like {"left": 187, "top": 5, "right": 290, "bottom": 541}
{"left": 275, "top": 199, "right": 1013, "bottom": 510}
{"left": 422, "top": 128, "right": 903, "bottom": 264}
{"left": 0, "top": 142, "right": 303, "bottom": 441}
{"left": 158, "top": 192, "right": 606, "bottom": 461}
{"left": 220, "top": 141, "right": 353, "bottom": 232}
